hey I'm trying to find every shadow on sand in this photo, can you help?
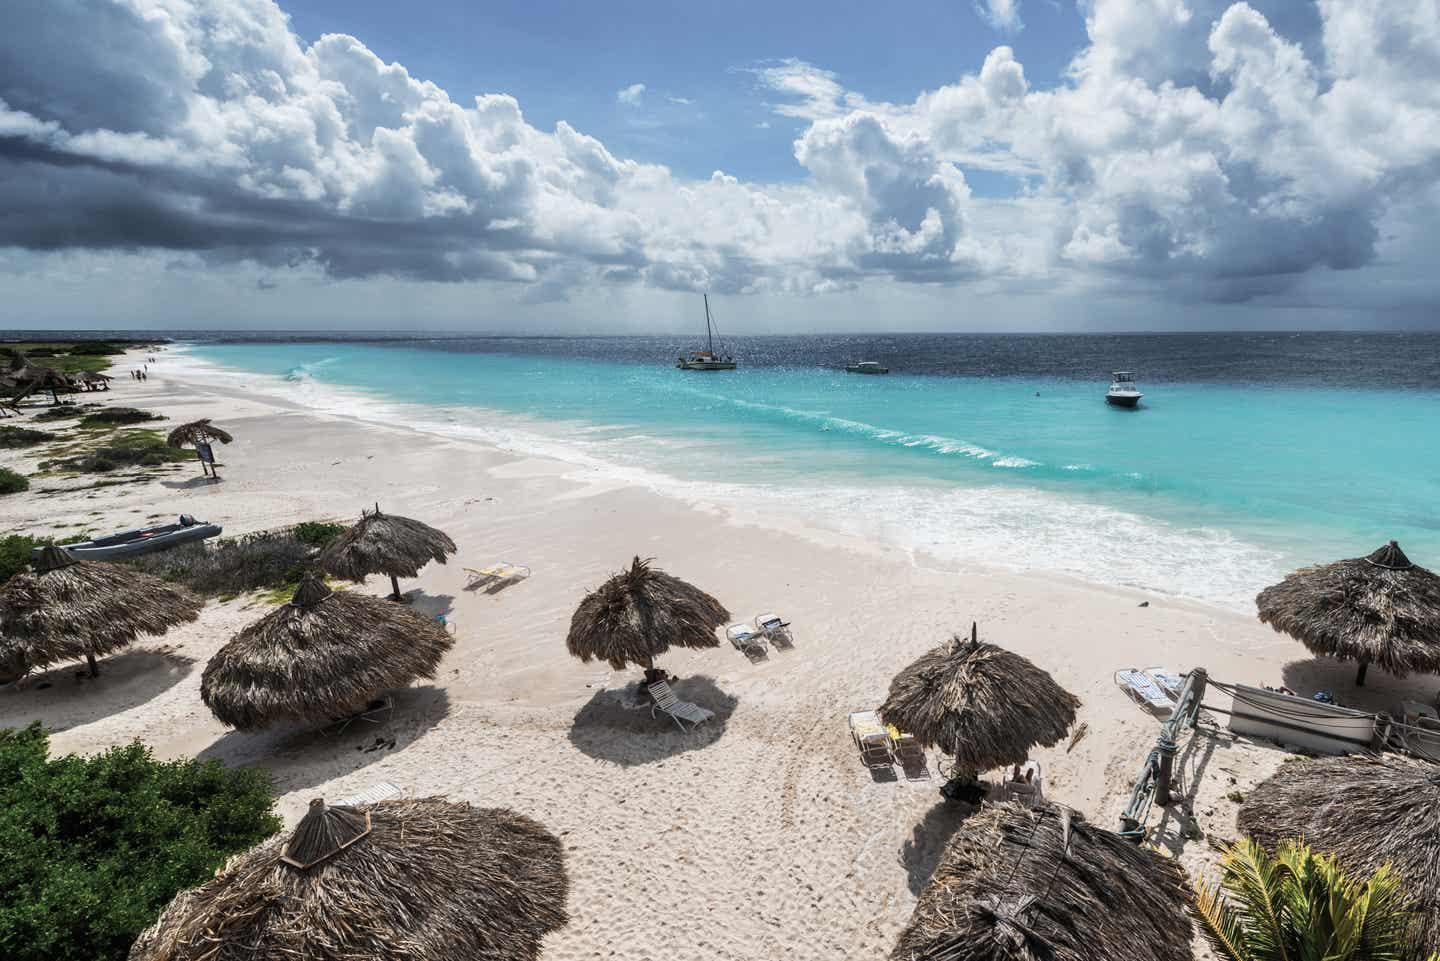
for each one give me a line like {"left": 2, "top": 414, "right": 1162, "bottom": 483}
{"left": 160, "top": 474, "right": 222, "bottom": 490}
{"left": 567, "top": 674, "right": 739, "bottom": 766}
{"left": 1279, "top": 657, "right": 1437, "bottom": 713}
{"left": 196, "top": 685, "right": 452, "bottom": 793}
{"left": 0, "top": 648, "right": 196, "bottom": 732}
{"left": 403, "top": 591, "right": 455, "bottom": 621}
{"left": 899, "top": 799, "right": 975, "bottom": 894}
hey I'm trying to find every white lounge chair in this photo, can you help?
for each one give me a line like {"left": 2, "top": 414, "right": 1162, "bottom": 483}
{"left": 849, "top": 711, "right": 894, "bottom": 769}
{"left": 464, "top": 562, "right": 532, "bottom": 590}
{"left": 1148, "top": 668, "right": 1187, "bottom": 700}
{"left": 1115, "top": 669, "right": 1173, "bottom": 714}
{"left": 646, "top": 680, "right": 715, "bottom": 732}
{"left": 726, "top": 622, "right": 768, "bottom": 659}
{"left": 754, "top": 612, "right": 793, "bottom": 647}
{"left": 336, "top": 781, "right": 405, "bottom": 806}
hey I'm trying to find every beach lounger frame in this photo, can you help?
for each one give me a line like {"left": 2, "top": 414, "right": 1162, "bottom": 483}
{"left": 848, "top": 711, "right": 895, "bottom": 769}
{"left": 754, "top": 612, "right": 793, "bottom": 648}
{"left": 1115, "top": 668, "right": 1174, "bottom": 715}
{"left": 464, "top": 562, "right": 532, "bottom": 590}
{"left": 726, "top": 622, "right": 769, "bottom": 660}
{"left": 646, "top": 680, "right": 715, "bottom": 732}
{"left": 1000, "top": 760, "right": 1044, "bottom": 806}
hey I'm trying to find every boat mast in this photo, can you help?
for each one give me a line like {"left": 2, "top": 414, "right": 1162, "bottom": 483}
{"left": 704, "top": 294, "right": 714, "bottom": 354}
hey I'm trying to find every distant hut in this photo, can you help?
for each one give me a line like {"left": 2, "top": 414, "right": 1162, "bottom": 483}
{"left": 0, "top": 545, "right": 204, "bottom": 679}
{"left": 893, "top": 802, "right": 1193, "bottom": 961}
{"left": 319, "top": 504, "right": 457, "bottom": 602}
{"left": 881, "top": 625, "right": 1080, "bottom": 781}
{"left": 1237, "top": 754, "right": 1440, "bottom": 957}
{"left": 566, "top": 556, "right": 728, "bottom": 672}
{"left": 11, "top": 366, "right": 75, "bottom": 406}
{"left": 131, "top": 795, "right": 569, "bottom": 961}
{"left": 1256, "top": 540, "right": 1440, "bottom": 685}
{"left": 201, "top": 572, "right": 454, "bottom": 730}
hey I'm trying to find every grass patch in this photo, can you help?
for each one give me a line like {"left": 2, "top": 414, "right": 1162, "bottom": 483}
{"left": 122, "top": 527, "right": 322, "bottom": 598}
{"left": 1, "top": 339, "right": 151, "bottom": 377}
{"left": 0, "top": 468, "right": 28, "bottom": 495}
{"left": 31, "top": 404, "right": 95, "bottom": 422}
{"left": 37, "top": 429, "right": 191, "bottom": 474}
{"left": 294, "top": 520, "right": 347, "bottom": 550}
{"left": 0, "top": 425, "right": 57, "bottom": 448}
{"left": 78, "top": 407, "right": 161, "bottom": 428}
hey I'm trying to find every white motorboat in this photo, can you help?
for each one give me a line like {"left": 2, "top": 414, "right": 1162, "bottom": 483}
{"left": 1106, "top": 371, "right": 1143, "bottom": 408}
{"left": 845, "top": 361, "right": 889, "bottom": 375}
{"left": 676, "top": 294, "right": 737, "bottom": 370}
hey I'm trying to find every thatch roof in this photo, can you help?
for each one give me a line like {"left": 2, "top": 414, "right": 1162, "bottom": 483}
{"left": 880, "top": 627, "right": 1080, "bottom": 774}
{"left": 0, "top": 546, "right": 203, "bottom": 674}
{"left": 130, "top": 796, "right": 569, "bottom": 961}
{"left": 1256, "top": 541, "right": 1440, "bottom": 680}
{"left": 1237, "top": 753, "right": 1440, "bottom": 956}
{"left": 319, "top": 505, "right": 457, "bottom": 582}
{"left": 166, "top": 418, "right": 233, "bottom": 448}
{"left": 893, "top": 802, "right": 1194, "bottom": 961}
{"left": 566, "top": 556, "right": 728, "bottom": 670}
{"left": 201, "top": 573, "right": 454, "bottom": 730}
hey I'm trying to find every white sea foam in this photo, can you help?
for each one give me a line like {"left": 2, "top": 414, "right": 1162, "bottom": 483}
{"left": 164, "top": 347, "right": 1283, "bottom": 611}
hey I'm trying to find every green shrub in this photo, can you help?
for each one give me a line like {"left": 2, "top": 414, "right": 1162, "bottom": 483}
{"left": 39, "top": 430, "right": 190, "bottom": 474}
{"left": 0, "top": 534, "right": 49, "bottom": 583}
{"left": 123, "top": 529, "right": 315, "bottom": 597}
{"left": 0, "top": 468, "right": 28, "bottom": 494}
{"left": 32, "top": 405, "right": 92, "bottom": 422}
{"left": 293, "top": 520, "right": 347, "bottom": 550}
{"left": 79, "top": 406, "right": 161, "bottom": 427}
{"left": 0, "top": 426, "right": 57, "bottom": 449}
{"left": 0, "top": 723, "right": 281, "bottom": 961}
{"left": 68, "top": 342, "right": 127, "bottom": 356}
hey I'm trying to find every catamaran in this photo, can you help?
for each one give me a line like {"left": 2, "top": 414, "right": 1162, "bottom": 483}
{"left": 676, "top": 294, "right": 737, "bottom": 370}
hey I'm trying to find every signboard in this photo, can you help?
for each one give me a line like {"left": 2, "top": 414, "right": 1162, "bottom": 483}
{"left": 195, "top": 441, "right": 215, "bottom": 464}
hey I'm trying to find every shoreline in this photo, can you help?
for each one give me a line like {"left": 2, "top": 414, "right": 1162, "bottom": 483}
{"left": 164, "top": 342, "right": 1284, "bottom": 613}
{"left": 3, "top": 347, "right": 1436, "bottom": 959}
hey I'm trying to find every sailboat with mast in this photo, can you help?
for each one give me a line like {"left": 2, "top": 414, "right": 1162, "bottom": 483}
{"left": 676, "top": 294, "right": 737, "bottom": 370}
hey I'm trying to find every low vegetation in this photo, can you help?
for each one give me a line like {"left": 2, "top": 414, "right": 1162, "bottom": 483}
{"left": 1, "top": 339, "right": 149, "bottom": 376}
{"left": 78, "top": 406, "right": 162, "bottom": 428}
{"left": 0, "top": 467, "right": 28, "bottom": 495}
{"left": 0, "top": 722, "right": 280, "bottom": 961}
{"left": 293, "top": 520, "right": 347, "bottom": 549}
{"left": 31, "top": 404, "right": 95, "bottom": 422}
{"left": 1193, "top": 838, "right": 1437, "bottom": 961}
{"left": 37, "top": 429, "right": 191, "bottom": 474}
{"left": 122, "top": 525, "right": 335, "bottom": 599}
{"left": 0, "top": 534, "right": 49, "bottom": 583}
{"left": 0, "top": 425, "right": 57, "bottom": 448}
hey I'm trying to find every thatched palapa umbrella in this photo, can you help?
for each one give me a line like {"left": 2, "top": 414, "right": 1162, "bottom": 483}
{"left": 130, "top": 795, "right": 569, "bottom": 961}
{"left": 892, "top": 802, "right": 1194, "bottom": 961}
{"left": 566, "top": 555, "right": 728, "bottom": 672}
{"left": 320, "top": 503, "right": 457, "bottom": 601}
{"left": 1256, "top": 540, "right": 1440, "bottom": 685}
{"left": 201, "top": 572, "right": 454, "bottom": 730}
{"left": 1237, "top": 753, "right": 1440, "bottom": 956}
{"left": 0, "top": 546, "right": 204, "bottom": 679}
{"left": 166, "top": 418, "right": 233, "bottom": 448}
{"left": 881, "top": 624, "right": 1080, "bottom": 780}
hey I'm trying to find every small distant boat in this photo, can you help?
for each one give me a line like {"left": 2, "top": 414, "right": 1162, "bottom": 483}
{"left": 845, "top": 361, "right": 889, "bottom": 375}
{"left": 676, "top": 294, "right": 737, "bottom": 371}
{"left": 1106, "top": 371, "right": 1143, "bottom": 408}
{"left": 36, "top": 515, "right": 222, "bottom": 561}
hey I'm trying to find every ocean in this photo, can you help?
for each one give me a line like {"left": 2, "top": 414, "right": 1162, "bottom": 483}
{"left": 169, "top": 332, "right": 1440, "bottom": 612}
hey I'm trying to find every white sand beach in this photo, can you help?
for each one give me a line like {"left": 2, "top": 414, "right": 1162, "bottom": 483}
{"left": 3, "top": 350, "right": 1436, "bottom": 960}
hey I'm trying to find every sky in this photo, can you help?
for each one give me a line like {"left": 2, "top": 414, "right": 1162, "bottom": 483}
{"left": 1, "top": 0, "right": 1438, "bottom": 332}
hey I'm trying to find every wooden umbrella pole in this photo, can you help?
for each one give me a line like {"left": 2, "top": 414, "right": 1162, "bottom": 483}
{"left": 389, "top": 573, "right": 403, "bottom": 602}
{"left": 1355, "top": 659, "right": 1369, "bottom": 686}
{"left": 87, "top": 653, "right": 99, "bottom": 677}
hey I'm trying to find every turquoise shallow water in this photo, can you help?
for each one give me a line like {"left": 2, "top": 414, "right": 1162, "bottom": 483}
{"left": 181, "top": 339, "right": 1440, "bottom": 610}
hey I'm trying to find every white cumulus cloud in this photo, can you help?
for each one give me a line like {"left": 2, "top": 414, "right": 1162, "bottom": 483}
{"left": 616, "top": 83, "right": 646, "bottom": 106}
{"left": 975, "top": 0, "right": 1024, "bottom": 33}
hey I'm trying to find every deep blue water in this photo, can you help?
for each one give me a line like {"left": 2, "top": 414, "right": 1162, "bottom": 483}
{"left": 161, "top": 331, "right": 1440, "bottom": 610}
